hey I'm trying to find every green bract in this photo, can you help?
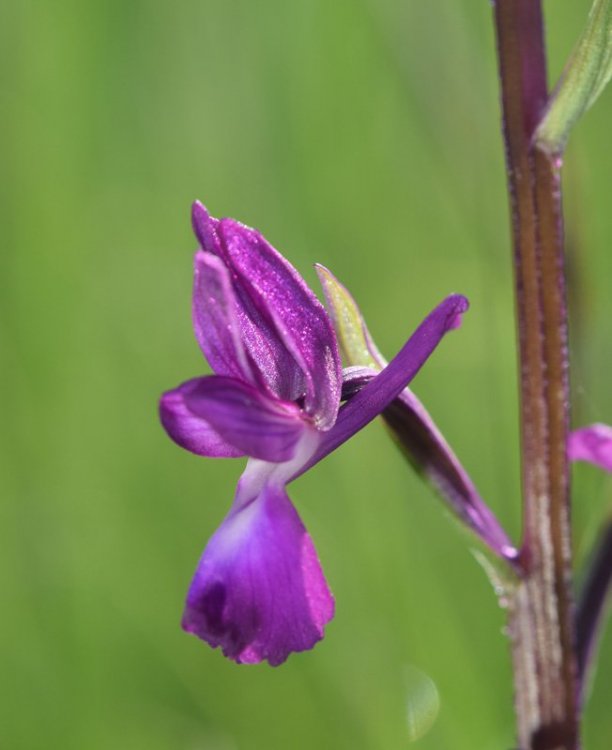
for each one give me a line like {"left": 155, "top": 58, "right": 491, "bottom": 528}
{"left": 536, "top": 0, "right": 612, "bottom": 153}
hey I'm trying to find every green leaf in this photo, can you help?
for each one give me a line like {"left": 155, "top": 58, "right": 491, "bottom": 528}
{"left": 535, "top": 0, "right": 612, "bottom": 154}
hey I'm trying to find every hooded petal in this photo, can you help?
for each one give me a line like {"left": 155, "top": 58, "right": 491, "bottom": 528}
{"left": 218, "top": 219, "right": 341, "bottom": 427}
{"left": 192, "top": 204, "right": 297, "bottom": 400}
{"left": 182, "top": 375, "right": 307, "bottom": 463}
{"left": 160, "top": 380, "right": 244, "bottom": 458}
{"left": 192, "top": 202, "right": 306, "bottom": 401}
{"left": 182, "top": 480, "right": 334, "bottom": 666}
{"left": 192, "top": 251, "right": 255, "bottom": 383}
{"left": 191, "top": 202, "right": 342, "bottom": 429}
{"left": 568, "top": 423, "right": 612, "bottom": 472}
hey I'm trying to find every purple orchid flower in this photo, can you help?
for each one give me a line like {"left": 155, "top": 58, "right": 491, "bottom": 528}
{"left": 160, "top": 202, "right": 468, "bottom": 665}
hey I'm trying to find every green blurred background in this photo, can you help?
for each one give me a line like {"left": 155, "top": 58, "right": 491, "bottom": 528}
{"left": 1, "top": 1, "right": 610, "bottom": 748}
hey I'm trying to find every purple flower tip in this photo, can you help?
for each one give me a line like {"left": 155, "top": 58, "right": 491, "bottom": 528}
{"left": 191, "top": 201, "right": 220, "bottom": 254}
{"left": 448, "top": 310, "right": 464, "bottom": 330}
{"left": 182, "top": 482, "right": 334, "bottom": 666}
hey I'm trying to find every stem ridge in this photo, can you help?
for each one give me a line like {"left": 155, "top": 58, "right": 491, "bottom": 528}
{"left": 493, "top": 2, "right": 578, "bottom": 748}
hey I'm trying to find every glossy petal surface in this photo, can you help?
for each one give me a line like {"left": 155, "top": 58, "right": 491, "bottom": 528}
{"left": 160, "top": 380, "right": 244, "bottom": 458}
{"left": 182, "top": 481, "right": 334, "bottom": 666}
{"left": 182, "top": 375, "right": 307, "bottom": 463}
{"left": 192, "top": 251, "right": 254, "bottom": 383}
{"left": 192, "top": 202, "right": 341, "bottom": 428}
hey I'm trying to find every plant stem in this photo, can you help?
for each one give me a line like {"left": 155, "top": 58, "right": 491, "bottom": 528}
{"left": 492, "top": 2, "right": 578, "bottom": 748}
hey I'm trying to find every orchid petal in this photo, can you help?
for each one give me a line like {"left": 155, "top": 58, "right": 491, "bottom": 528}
{"left": 219, "top": 218, "right": 341, "bottom": 428}
{"left": 569, "top": 423, "right": 612, "bottom": 472}
{"left": 160, "top": 380, "right": 244, "bottom": 458}
{"left": 295, "top": 294, "right": 470, "bottom": 476}
{"left": 182, "top": 480, "right": 334, "bottom": 666}
{"left": 193, "top": 204, "right": 294, "bottom": 398}
{"left": 192, "top": 251, "right": 255, "bottom": 383}
{"left": 191, "top": 203, "right": 341, "bottom": 429}
{"left": 182, "top": 375, "right": 307, "bottom": 463}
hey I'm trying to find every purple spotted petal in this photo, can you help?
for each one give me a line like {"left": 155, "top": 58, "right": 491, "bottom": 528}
{"left": 192, "top": 251, "right": 255, "bottom": 383}
{"left": 160, "top": 380, "right": 244, "bottom": 458}
{"left": 182, "top": 480, "right": 334, "bottom": 666}
{"left": 182, "top": 375, "right": 307, "bottom": 463}
{"left": 191, "top": 202, "right": 341, "bottom": 429}
{"left": 568, "top": 423, "right": 612, "bottom": 472}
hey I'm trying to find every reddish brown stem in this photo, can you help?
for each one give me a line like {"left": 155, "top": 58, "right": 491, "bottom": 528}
{"left": 493, "top": 2, "right": 578, "bottom": 748}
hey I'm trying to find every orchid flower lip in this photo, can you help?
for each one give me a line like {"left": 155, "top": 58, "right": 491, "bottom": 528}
{"left": 181, "top": 431, "right": 333, "bottom": 666}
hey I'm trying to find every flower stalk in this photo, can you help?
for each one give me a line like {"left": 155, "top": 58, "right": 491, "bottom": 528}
{"left": 493, "top": 1, "right": 578, "bottom": 748}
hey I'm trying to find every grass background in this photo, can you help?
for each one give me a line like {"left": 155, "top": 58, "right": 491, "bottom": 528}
{"left": 1, "top": 1, "right": 611, "bottom": 748}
